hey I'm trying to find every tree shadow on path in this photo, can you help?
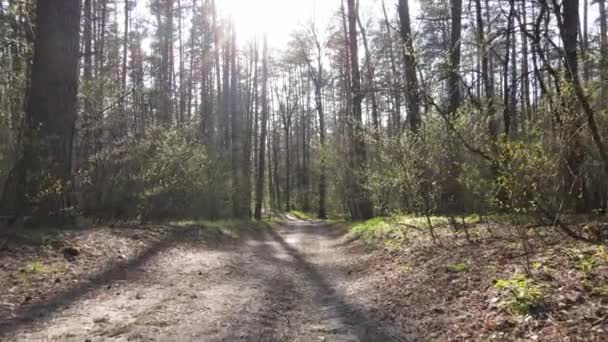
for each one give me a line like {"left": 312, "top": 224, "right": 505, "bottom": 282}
{"left": 0, "top": 225, "right": 238, "bottom": 338}
{"left": 260, "top": 222, "right": 412, "bottom": 341}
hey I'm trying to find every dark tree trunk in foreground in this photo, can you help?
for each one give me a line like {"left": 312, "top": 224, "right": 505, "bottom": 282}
{"left": 12, "top": 0, "right": 82, "bottom": 221}
{"left": 445, "top": 0, "right": 463, "bottom": 214}
{"left": 346, "top": 0, "right": 374, "bottom": 220}
{"left": 560, "top": 0, "right": 586, "bottom": 212}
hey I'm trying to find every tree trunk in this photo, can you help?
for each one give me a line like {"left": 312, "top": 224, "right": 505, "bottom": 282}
{"left": 315, "top": 52, "right": 327, "bottom": 219}
{"left": 254, "top": 38, "right": 269, "bottom": 220}
{"left": 520, "top": 2, "right": 531, "bottom": 126}
{"left": 82, "top": 0, "right": 93, "bottom": 162}
{"left": 229, "top": 28, "right": 247, "bottom": 218}
{"left": 346, "top": 0, "right": 374, "bottom": 220}
{"left": 356, "top": 12, "right": 379, "bottom": 142}
{"left": 559, "top": 0, "right": 586, "bottom": 212}
{"left": 381, "top": 0, "right": 401, "bottom": 136}
{"left": 476, "top": 0, "right": 496, "bottom": 138}
{"left": 447, "top": 0, "right": 462, "bottom": 117}
{"left": 398, "top": 0, "right": 421, "bottom": 132}
{"left": 502, "top": 1, "right": 515, "bottom": 136}
{"left": 17, "top": 0, "right": 82, "bottom": 221}
{"left": 599, "top": 0, "right": 607, "bottom": 111}
{"left": 121, "top": 0, "right": 129, "bottom": 136}
{"left": 177, "top": 0, "right": 186, "bottom": 125}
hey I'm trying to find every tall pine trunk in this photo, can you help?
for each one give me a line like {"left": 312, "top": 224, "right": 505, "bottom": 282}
{"left": 346, "top": 0, "right": 373, "bottom": 220}
{"left": 398, "top": 0, "right": 421, "bottom": 132}
{"left": 254, "top": 38, "right": 269, "bottom": 220}
{"left": 17, "top": 0, "right": 82, "bottom": 221}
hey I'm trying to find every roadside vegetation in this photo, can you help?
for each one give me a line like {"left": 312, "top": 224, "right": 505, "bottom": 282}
{"left": 343, "top": 214, "right": 608, "bottom": 339}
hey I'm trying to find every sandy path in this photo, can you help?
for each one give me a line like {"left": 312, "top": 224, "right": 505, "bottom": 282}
{"left": 1, "top": 220, "right": 411, "bottom": 341}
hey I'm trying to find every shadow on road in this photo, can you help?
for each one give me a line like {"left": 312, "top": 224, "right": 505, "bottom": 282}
{"left": 262, "top": 221, "right": 406, "bottom": 341}
{"left": 0, "top": 224, "right": 250, "bottom": 338}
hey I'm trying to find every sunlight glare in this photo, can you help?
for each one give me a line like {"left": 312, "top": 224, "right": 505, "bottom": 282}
{"left": 220, "top": 0, "right": 326, "bottom": 46}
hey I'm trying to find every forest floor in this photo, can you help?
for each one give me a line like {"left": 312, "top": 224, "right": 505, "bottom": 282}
{"left": 1, "top": 216, "right": 607, "bottom": 341}
{"left": 0, "top": 218, "right": 413, "bottom": 341}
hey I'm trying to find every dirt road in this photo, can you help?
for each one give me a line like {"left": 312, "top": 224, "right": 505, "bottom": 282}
{"left": 1, "top": 220, "right": 413, "bottom": 341}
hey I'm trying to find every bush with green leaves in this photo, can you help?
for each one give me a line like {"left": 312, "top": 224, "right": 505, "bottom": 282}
{"left": 494, "top": 274, "right": 543, "bottom": 315}
{"left": 79, "top": 126, "right": 228, "bottom": 220}
{"left": 366, "top": 117, "right": 452, "bottom": 216}
{"left": 492, "top": 137, "right": 559, "bottom": 215}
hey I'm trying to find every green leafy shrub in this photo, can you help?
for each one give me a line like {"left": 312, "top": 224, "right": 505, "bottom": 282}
{"left": 79, "top": 126, "right": 228, "bottom": 220}
{"left": 494, "top": 274, "right": 543, "bottom": 315}
{"left": 492, "top": 138, "right": 558, "bottom": 214}
{"left": 576, "top": 254, "right": 596, "bottom": 272}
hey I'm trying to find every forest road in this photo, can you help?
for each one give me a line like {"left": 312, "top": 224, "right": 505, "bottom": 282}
{"left": 3, "top": 219, "right": 412, "bottom": 342}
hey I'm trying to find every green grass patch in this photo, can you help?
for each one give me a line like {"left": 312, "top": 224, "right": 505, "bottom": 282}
{"left": 347, "top": 214, "right": 461, "bottom": 250}
{"left": 288, "top": 210, "right": 316, "bottom": 220}
{"left": 348, "top": 217, "right": 407, "bottom": 250}
{"left": 576, "top": 254, "right": 596, "bottom": 272}
{"left": 592, "top": 283, "right": 608, "bottom": 297}
{"left": 25, "top": 260, "right": 65, "bottom": 274}
{"left": 12, "top": 260, "right": 66, "bottom": 285}
{"left": 447, "top": 262, "right": 468, "bottom": 273}
{"left": 564, "top": 246, "right": 608, "bottom": 273}
{"left": 388, "top": 214, "right": 449, "bottom": 228}
{"left": 494, "top": 274, "right": 543, "bottom": 316}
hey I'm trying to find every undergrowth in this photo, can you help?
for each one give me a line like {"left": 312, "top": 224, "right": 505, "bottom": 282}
{"left": 346, "top": 215, "right": 478, "bottom": 250}
{"left": 288, "top": 210, "right": 316, "bottom": 220}
{"left": 494, "top": 274, "right": 544, "bottom": 316}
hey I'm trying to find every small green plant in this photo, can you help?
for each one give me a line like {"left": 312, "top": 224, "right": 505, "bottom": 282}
{"left": 592, "top": 283, "right": 608, "bottom": 297}
{"left": 398, "top": 265, "right": 413, "bottom": 274}
{"left": 27, "top": 261, "right": 44, "bottom": 273}
{"left": 576, "top": 254, "right": 595, "bottom": 272}
{"left": 494, "top": 274, "right": 543, "bottom": 315}
{"left": 594, "top": 246, "right": 608, "bottom": 263}
{"left": 447, "top": 263, "right": 468, "bottom": 273}
{"left": 20, "top": 260, "right": 64, "bottom": 275}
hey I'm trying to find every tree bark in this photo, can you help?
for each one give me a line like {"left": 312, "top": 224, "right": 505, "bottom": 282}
{"left": 346, "top": 0, "right": 374, "bottom": 220}
{"left": 229, "top": 28, "right": 247, "bottom": 218}
{"left": 398, "top": 0, "right": 421, "bottom": 132}
{"left": 16, "top": 0, "right": 82, "bottom": 221}
{"left": 254, "top": 38, "right": 269, "bottom": 220}
{"left": 475, "top": 0, "right": 496, "bottom": 138}
{"left": 356, "top": 12, "right": 379, "bottom": 142}
{"left": 599, "top": 0, "right": 607, "bottom": 111}
{"left": 381, "top": 1, "right": 402, "bottom": 136}
{"left": 447, "top": 0, "right": 462, "bottom": 117}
